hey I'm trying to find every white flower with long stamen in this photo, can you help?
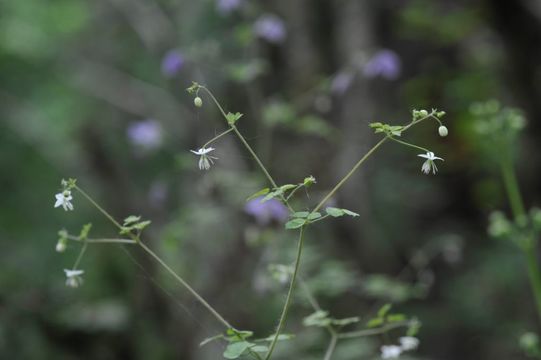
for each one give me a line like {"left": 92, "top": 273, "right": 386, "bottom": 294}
{"left": 64, "top": 269, "right": 84, "bottom": 288}
{"left": 54, "top": 190, "right": 74, "bottom": 211}
{"left": 381, "top": 345, "right": 402, "bottom": 359}
{"left": 417, "top": 151, "right": 444, "bottom": 175}
{"left": 190, "top": 147, "right": 218, "bottom": 170}
{"left": 399, "top": 336, "right": 420, "bottom": 351}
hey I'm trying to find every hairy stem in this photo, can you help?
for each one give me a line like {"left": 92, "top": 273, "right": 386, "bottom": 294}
{"left": 265, "top": 226, "right": 306, "bottom": 360}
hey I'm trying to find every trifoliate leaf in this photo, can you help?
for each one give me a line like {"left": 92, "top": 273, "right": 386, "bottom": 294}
{"left": 226, "top": 112, "right": 243, "bottom": 125}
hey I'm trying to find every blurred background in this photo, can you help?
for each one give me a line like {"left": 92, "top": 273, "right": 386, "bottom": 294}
{"left": 2, "top": 0, "right": 541, "bottom": 359}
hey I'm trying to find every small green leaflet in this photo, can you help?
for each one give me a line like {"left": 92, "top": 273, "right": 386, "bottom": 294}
{"left": 325, "top": 207, "right": 359, "bottom": 218}
{"left": 223, "top": 341, "right": 252, "bottom": 359}
{"left": 226, "top": 112, "right": 243, "bottom": 125}
{"left": 292, "top": 211, "right": 321, "bottom": 220}
{"left": 285, "top": 218, "right": 306, "bottom": 229}
{"left": 303, "top": 310, "right": 331, "bottom": 327}
{"left": 246, "top": 188, "right": 270, "bottom": 201}
{"left": 369, "top": 122, "right": 403, "bottom": 137}
{"left": 120, "top": 215, "right": 151, "bottom": 235}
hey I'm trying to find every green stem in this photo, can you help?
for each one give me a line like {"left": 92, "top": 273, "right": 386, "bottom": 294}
{"left": 265, "top": 226, "right": 306, "bottom": 360}
{"left": 67, "top": 235, "right": 136, "bottom": 244}
{"left": 285, "top": 184, "right": 303, "bottom": 202}
{"left": 312, "top": 137, "right": 387, "bottom": 213}
{"left": 500, "top": 156, "right": 541, "bottom": 323}
{"left": 199, "top": 86, "right": 294, "bottom": 212}
{"left": 323, "top": 334, "right": 338, "bottom": 360}
{"left": 138, "top": 241, "right": 233, "bottom": 329}
{"left": 75, "top": 186, "right": 233, "bottom": 330}
{"left": 202, "top": 127, "right": 235, "bottom": 148}
{"left": 387, "top": 136, "right": 430, "bottom": 153}
{"left": 72, "top": 241, "right": 88, "bottom": 270}
{"left": 74, "top": 186, "right": 123, "bottom": 230}
{"left": 337, "top": 321, "right": 413, "bottom": 340}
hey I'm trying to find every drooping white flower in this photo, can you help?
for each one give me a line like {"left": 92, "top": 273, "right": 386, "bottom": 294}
{"left": 417, "top": 151, "right": 444, "bottom": 175}
{"left": 56, "top": 240, "right": 67, "bottom": 253}
{"left": 399, "top": 336, "right": 420, "bottom": 351}
{"left": 190, "top": 147, "right": 218, "bottom": 170}
{"left": 64, "top": 269, "right": 84, "bottom": 288}
{"left": 381, "top": 345, "right": 402, "bottom": 359}
{"left": 54, "top": 190, "right": 74, "bottom": 211}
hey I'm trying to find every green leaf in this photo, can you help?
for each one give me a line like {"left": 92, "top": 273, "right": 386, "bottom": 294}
{"left": 279, "top": 184, "right": 297, "bottom": 192}
{"left": 303, "top": 310, "right": 331, "bottom": 327}
{"left": 366, "top": 317, "right": 384, "bottom": 328}
{"left": 387, "top": 314, "right": 407, "bottom": 323}
{"left": 246, "top": 188, "right": 270, "bottom": 201}
{"left": 226, "top": 112, "right": 243, "bottom": 125}
{"left": 251, "top": 345, "right": 269, "bottom": 353}
{"left": 260, "top": 334, "right": 295, "bottom": 342}
{"left": 199, "top": 334, "right": 224, "bottom": 347}
{"left": 226, "top": 329, "right": 253, "bottom": 341}
{"left": 292, "top": 211, "right": 310, "bottom": 218}
{"left": 123, "top": 215, "right": 141, "bottom": 225}
{"left": 285, "top": 218, "right": 306, "bottom": 230}
{"left": 223, "top": 341, "right": 253, "bottom": 359}
{"left": 262, "top": 189, "right": 283, "bottom": 202}
{"left": 79, "top": 223, "right": 92, "bottom": 240}
{"left": 132, "top": 220, "right": 152, "bottom": 230}
{"left": 377, "top": 304, "right": 392, "bottom": 318}
{"left": 331, "top": 316, "right": 360, "bottom": 327}
{"left": 326, "top": 207, "right": 359, "bottom": 218}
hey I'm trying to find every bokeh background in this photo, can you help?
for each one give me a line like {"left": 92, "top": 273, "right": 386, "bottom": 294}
{"left": 2, "top": 0, "right": 541, "bottom": 359}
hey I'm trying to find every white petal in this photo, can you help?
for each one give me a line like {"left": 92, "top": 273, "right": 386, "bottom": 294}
{"left": 417, "top": 153, "right": 430, "bottom": 159}
{"left": 54, "top": 199, "right": 63, "bottom": 208}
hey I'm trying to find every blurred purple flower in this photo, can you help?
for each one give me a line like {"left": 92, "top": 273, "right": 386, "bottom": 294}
{"left": 331, "top": 71, "right": 354, "bottom": 95}
{"left": 161, "top": 49, "right": 184, "bottom": 77}
{"left": 363, "top": 49, "right": 401, "bottom": 80}
{"left": 127, "top": 119, "right": 163, "bottom": 149}
{"left": 216, "top": 0, "right": 242, "bottom": 15}
{"left": 254, "top": 14, "right": 286, "bottom": 44}
{"left": 244, "top": 196, "right": 289, "bottom": 225}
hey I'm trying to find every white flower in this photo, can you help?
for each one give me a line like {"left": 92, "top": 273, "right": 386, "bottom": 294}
{"left": 438, "top": 125, "right": 448, "bottom": 137}
{"left": 417, "top": 151, "right": 444, "bottom": 175}
{"left": 64, "top": 269, "right": 84, "bottom": 288}
{"left": 381, "top": 345, "right": 402, "bottom": 359}
{"left": 54, "top": 190, "right": 74, "bottom": 211}
{"left": 190, "top": 147, "right": 218, "bottom": 170}
{"left": 399, "top": 336, "right": 420, "bottom": 351}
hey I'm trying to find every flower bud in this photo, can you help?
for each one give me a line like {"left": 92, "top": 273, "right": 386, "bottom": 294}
{"left": 194, "top": 96, "right": 203, "bottom": 107}
{"left": 438, "top": 125, "right": 448, "bottom": 137}
{"left": 56, "top": 239, "right": 67, "bottom": 253}
{"left": 419, "top": 109, "right": 428, "bottom": 117}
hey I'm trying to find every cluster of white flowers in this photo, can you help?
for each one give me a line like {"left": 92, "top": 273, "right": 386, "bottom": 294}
{"left": 190, "top": 147, "right": 218, "bottom": 170}
{"left": 381, "top": 336, "right": 420, "bottom": 359}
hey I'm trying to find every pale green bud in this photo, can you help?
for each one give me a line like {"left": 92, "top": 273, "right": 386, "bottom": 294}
{"left": 194, "top": 97, "right": 203, "bottom": 107}
{"left": 438, "top": 125, "right": 449, "bottom": 137}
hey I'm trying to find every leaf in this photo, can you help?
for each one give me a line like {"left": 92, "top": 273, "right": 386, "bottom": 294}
{"left": 226, "top": 112, "right": 243, "bottom": 125}
{"left": 377, "top": 304, "right": 392, "bottom": 318}
{"left": 79, "top": 223, "right": 92, "bottom": 240}
{"left": 199, "top": 334, "right": 224, "bottom": 347}
{"left": 285, "top": 218, "right": 306, "bottom": 230}
{"left": 325, "top": 207, "right": 344, "bottom": 217}
{"left": 246, "top": 188, "right": 270, "bottom": 201}
{"left": 366, "top": 317, "right": 384, "bottom": 328}
{"left": 303, "top": 310, "right": 331, "bottom": 327}
{"left": 279, "top": 184, "right": 297, "bottom": 192}
{"left": 261, "top": 189, "right": 283, "bottom": 202}
{"left": 132, "top": 220, "right": 151, "bottom": 230}
{"left": 123, "top": 215, "right": 141, "bottom": 225}
{"left": 291, "top": 211, "right": 321, "bottom": 220}
{"left": 251, "top": 345, "right": 269, "bottom": 353}
{"left": 326, "top": 207, "right": 360, "bottom": 218}
{"left": 331, "top": 316, "right": 360, "bottom": 327}
{"left": 260, "top": 334, "right": 295, "bottom": 342}
{"left": 223, "top": 341, "right": 253, "bottom": 359}
{"left": 226, "top": 329, "right": 253, "bottom": 341}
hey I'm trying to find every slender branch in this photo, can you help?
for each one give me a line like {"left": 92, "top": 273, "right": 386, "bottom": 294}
{"left": 337, "top": 321, "right": 413, "bottom": 340}
{"left": 72, "top": 241, "right": 88, "bottom": 270}
{"left": 265, "top": 226, "right": 306, "bottom": 360}
{"left": 67, "top": 235, "right": 136, "bottom": 244}
{"left": 323, "top": 334, "right": 338, "bottom": 360}
{"left": 312, "top": 138, "right": 387, "bottom": 213}
{"left": 74, "top": 185, "right": 233, "bottom": 330}
{"left": 137, "top": 241, "right": 233, "bottom": 329}
{"left": 387, "top": 136, "right": 430, "bottom": 153}
{"left": 203, "top": 127, "right": 235, "bottom": 148}
{"left": 74, "top": 185, "right": 123, "bottom": 230}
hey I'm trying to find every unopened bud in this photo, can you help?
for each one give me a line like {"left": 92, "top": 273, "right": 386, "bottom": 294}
{"left": 438, "top": 125, "right": 448, "bottom": 137}
{"left": 194, "top": 97, "right": 203, "bottom": 107}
